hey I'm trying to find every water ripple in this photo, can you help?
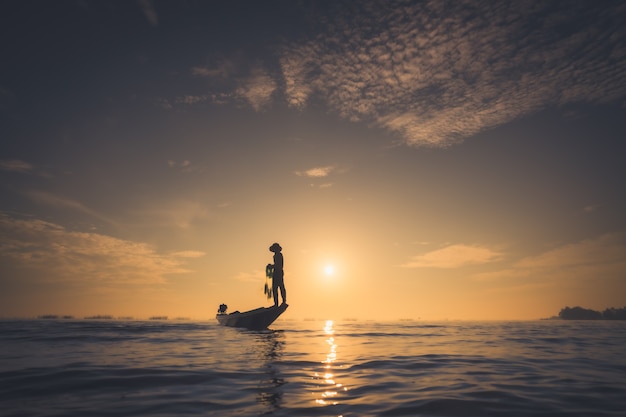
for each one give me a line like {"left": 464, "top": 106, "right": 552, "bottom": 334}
{"left": 1, "top": 320, "right": 625, "bottom": 416}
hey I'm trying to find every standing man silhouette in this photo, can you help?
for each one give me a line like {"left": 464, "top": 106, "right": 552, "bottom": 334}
{"left": 269, "top": 243, "right": 286, "bottom": 307}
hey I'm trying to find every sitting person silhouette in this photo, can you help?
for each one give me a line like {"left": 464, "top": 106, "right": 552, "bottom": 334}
{"left": 269, "top": 243, "right": 286, "bottom": 306}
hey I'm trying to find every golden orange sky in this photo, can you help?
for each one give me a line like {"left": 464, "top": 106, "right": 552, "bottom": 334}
{"left": 1, "top": 1, "right": 626, "bottom": 320}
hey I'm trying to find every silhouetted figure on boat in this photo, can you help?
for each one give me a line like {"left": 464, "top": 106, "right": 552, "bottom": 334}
{"left": 269, "top": 243, "right": 286, "bottom": 307}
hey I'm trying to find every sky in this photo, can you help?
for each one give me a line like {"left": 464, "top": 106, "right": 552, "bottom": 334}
{"left": 1, "top": 0, "right": 625, "bottom": 320}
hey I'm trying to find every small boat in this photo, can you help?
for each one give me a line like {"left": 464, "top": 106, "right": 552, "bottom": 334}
{"left": 216, "top": 303, "right": 288, "bottom": 330}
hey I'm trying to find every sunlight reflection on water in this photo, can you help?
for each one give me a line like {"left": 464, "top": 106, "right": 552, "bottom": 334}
{"left": 1, "top": 320, "right": 625, "bottom": 416}
{"left": 313, "top": 320, "right": 348, "bottom": 408}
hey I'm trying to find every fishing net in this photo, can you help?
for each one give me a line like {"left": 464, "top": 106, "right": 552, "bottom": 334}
{"left": 264, "top": 264, "right": 274, "bottom": 299}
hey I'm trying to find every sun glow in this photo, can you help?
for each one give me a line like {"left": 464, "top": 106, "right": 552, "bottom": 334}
{"left": 324, "top": 265, "right": 335, "bottom": 276}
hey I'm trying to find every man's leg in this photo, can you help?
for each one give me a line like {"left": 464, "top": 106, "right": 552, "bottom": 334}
{"left": 272, "top": 281, "right": 279, "bottom": 306}
{"left": 280, "top": 282, "right": 286, "bottom": 304}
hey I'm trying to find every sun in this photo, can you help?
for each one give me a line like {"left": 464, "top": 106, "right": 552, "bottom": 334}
{"left": 324, "top": 265, "right": 335, "bottom": 276}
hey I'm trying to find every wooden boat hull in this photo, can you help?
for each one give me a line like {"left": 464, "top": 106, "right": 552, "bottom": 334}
{"left": 216, "top": 303, "right": 288, "bottom": 330}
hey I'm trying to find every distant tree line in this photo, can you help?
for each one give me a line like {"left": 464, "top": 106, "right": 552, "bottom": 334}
{"left": 559, "top": 306, "right": 626, "bottom": 320}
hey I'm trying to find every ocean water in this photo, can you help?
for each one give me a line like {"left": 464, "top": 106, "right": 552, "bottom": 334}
{"left": 1, "top": 319, "right": 625, "bottom": 416}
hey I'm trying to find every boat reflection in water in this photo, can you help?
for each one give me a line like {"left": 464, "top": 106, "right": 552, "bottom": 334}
{"left": 255, "top": 330, "right": 286, "bottom": 413}
{"left": 314, "top": 320, "right": 348, "bottom": 406}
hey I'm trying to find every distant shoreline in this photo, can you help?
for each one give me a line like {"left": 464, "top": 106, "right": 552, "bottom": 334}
{"left": 556, "top": 306, "right": 626, "bottom": 320}
{"left": 0, "top": 308, "right": 624, "bottom": 321}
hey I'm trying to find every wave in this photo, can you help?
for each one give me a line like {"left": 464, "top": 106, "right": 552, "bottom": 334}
{"left": 1, "top": 320, "right": 625, "bottom": 416}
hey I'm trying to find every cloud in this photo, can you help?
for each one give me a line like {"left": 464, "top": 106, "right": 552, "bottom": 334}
{"left": 175, "top": 95, "right": 209, "bottom": 105}
{"left": 158, "top": 93, "right": 232, "bottom": 109}
{"left": 277, "top": 1, "right": 626, "bottom": 147}
{"left": 133, "top": 200, "right": 211, "bottom": 229}
{"left": 165, "top": 58, "right": 276, "bottom": 111}
{"left": 473, "top": 233, "right": 626, "bottom": 282}
{"left": 583, "top": 204, "right": 601, "bottom": 213}
{"left": 24, "top": 190, "right": 117, "bottom": 226}
{"left": 280, "top": 53, "right": 315, "bottom": 110}
{"left": 155, "top": 97, "right": 172, "bottom": 109}
{"left": 170, "top": 250, "right": 205, "bottom": 258}
{"left": 191, "top": 66, "right": 217, "bottom": 77}
{"left": 400, "top": 243, "right": 502, "bottom": 268}
{"left": 233, "top": 270, "right": 265, "bottom": 283}
{"left": 295, "top": 165, "right": 335, "bottom": 178}
{"left": 513, "top": 234, "right": 625, "bottom": 270}
{"left": 0, "top": 214, "right": 198, "bottom": 286}
{"left": 191, "top": 61, "right": 235, "bottom": 79}
{"left": 170, "top": 2, "right": 625, "bottom": 145}
{"left": 25, "top": 190, "right": 90, "bottom": 211}
{"left": 235, "top": 66, "right": 277, "bottom": 111}
{"left": 167, "top": 160, "right": 201, "bottom": 173}
{"left": 0, "top": 159, "right": 34, "bottom": 173}
{"left": 137, "top": 0, "right": 158, "bottom": 27}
